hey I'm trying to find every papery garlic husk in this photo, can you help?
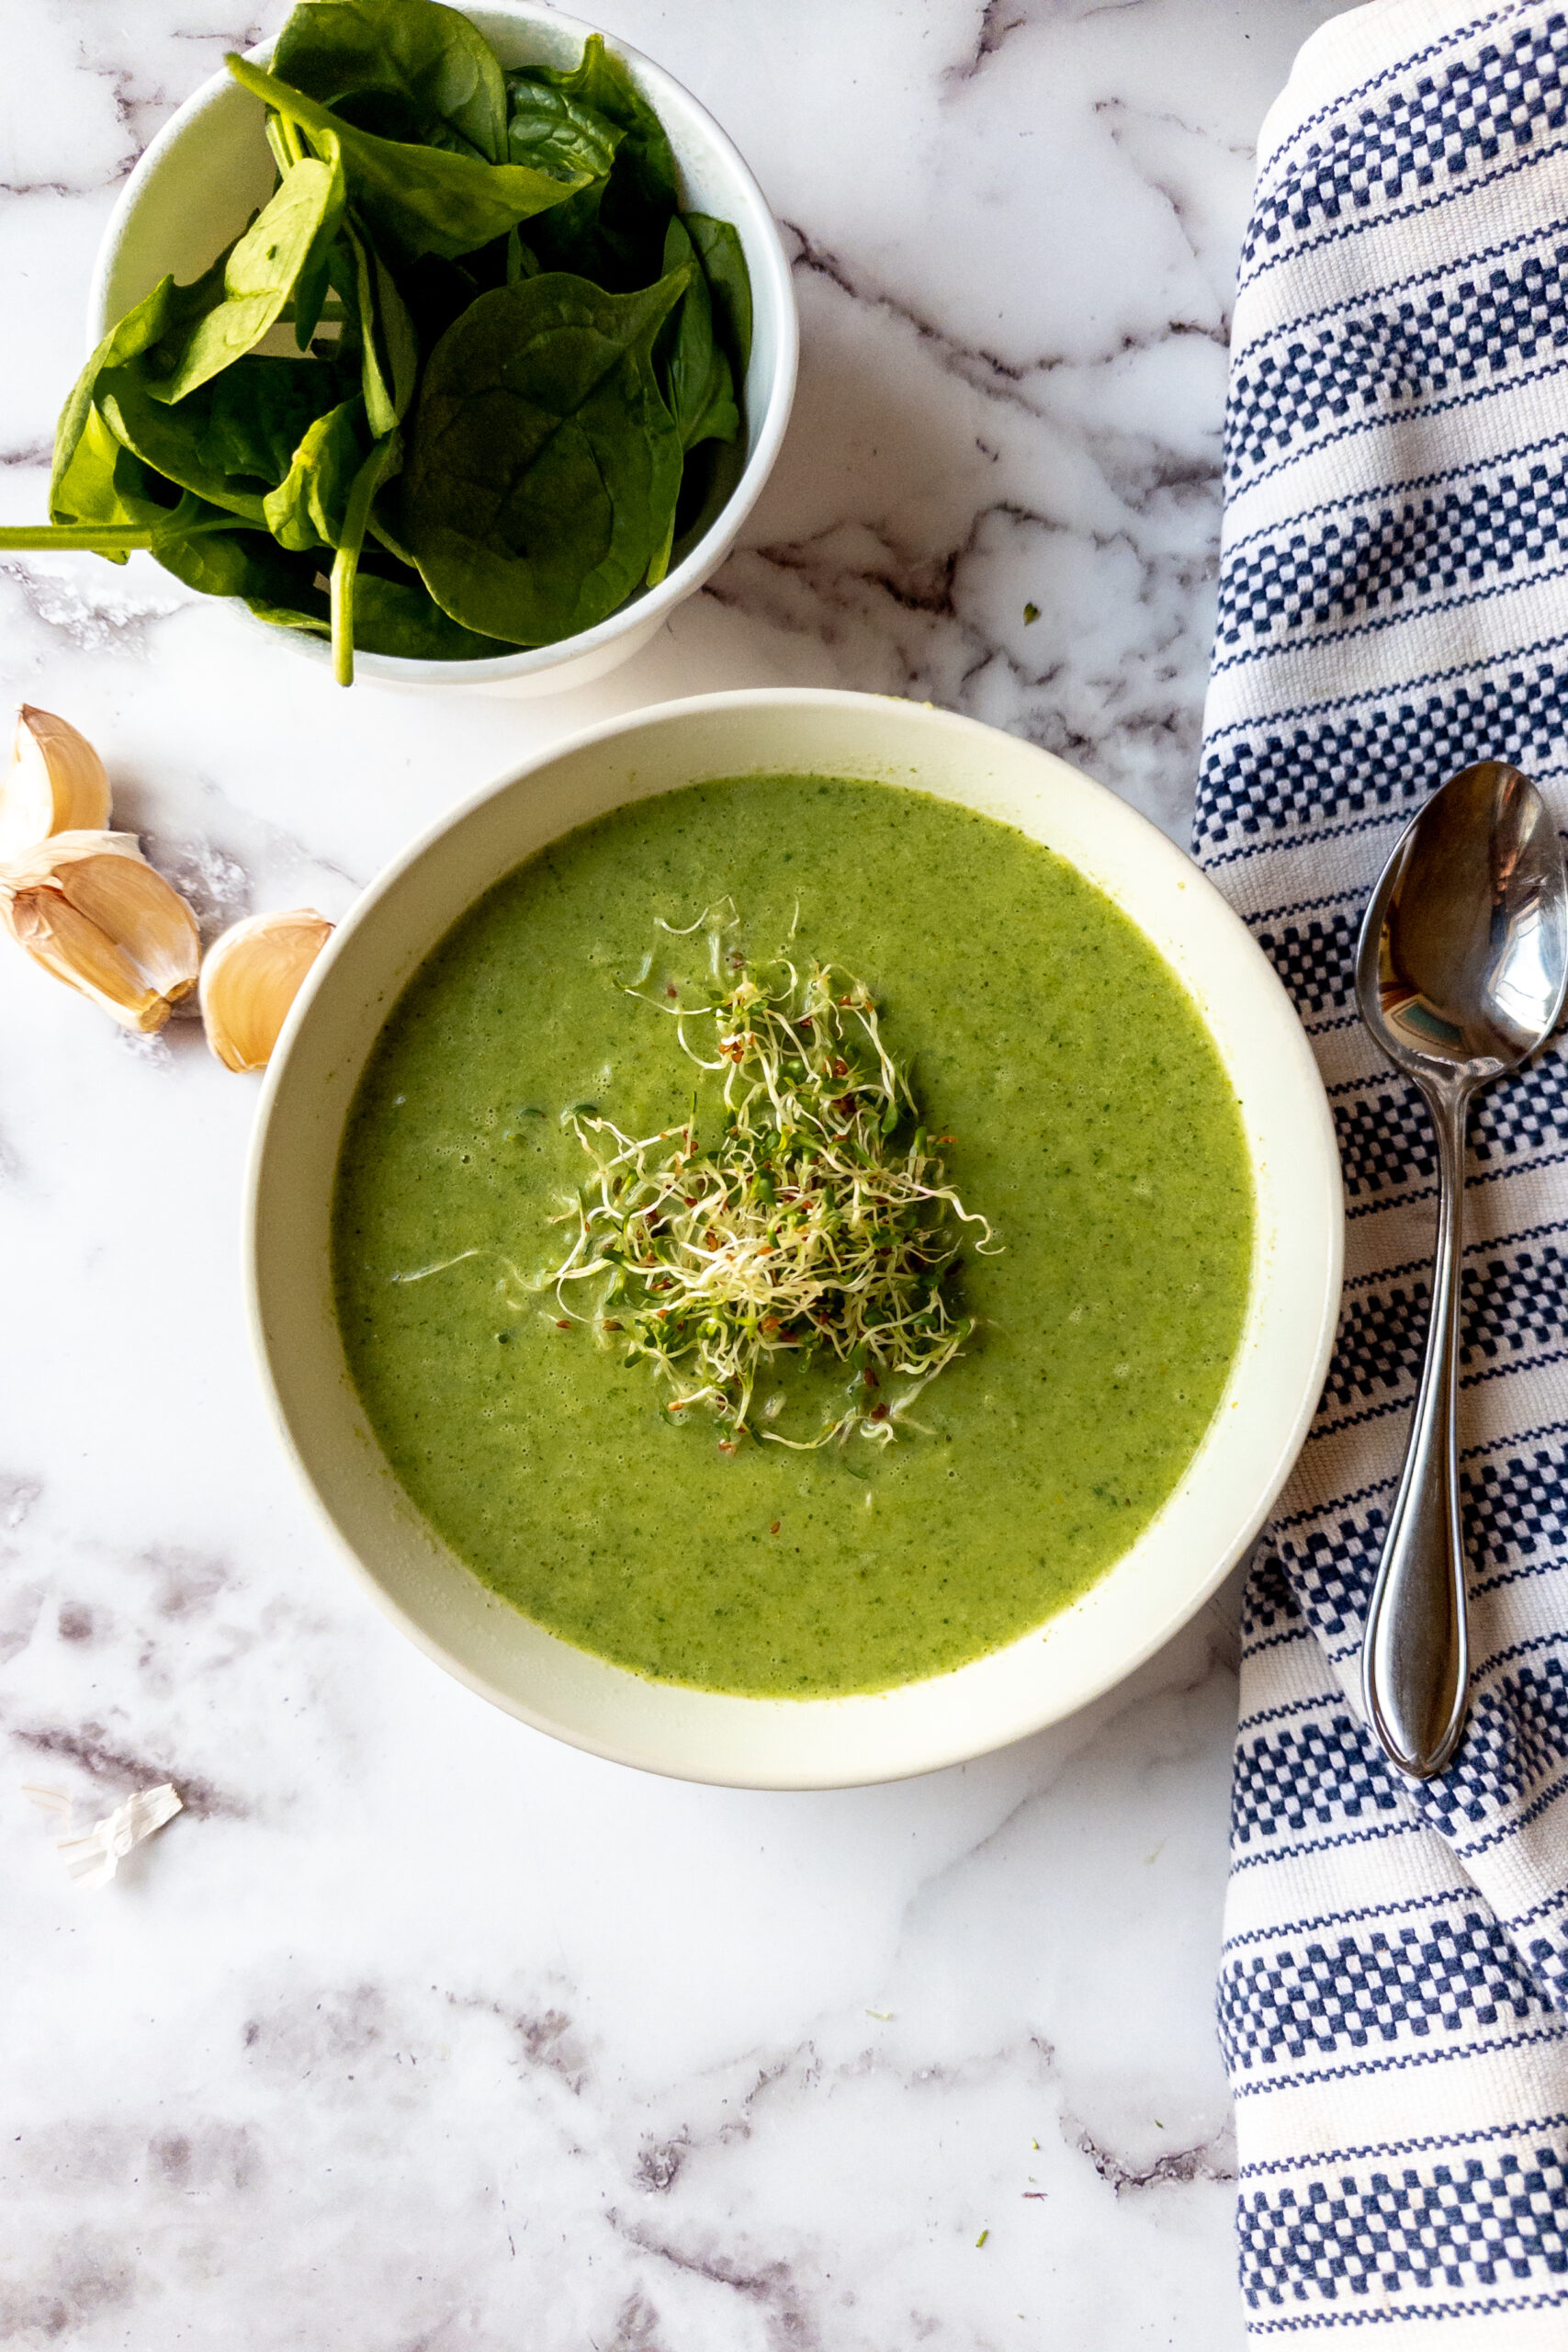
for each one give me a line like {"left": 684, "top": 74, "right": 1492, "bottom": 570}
{"left": 199, "top": 908, "right": 333, "bottom": 1071}
{"left": 0, "top": 831, "right": 201, "bottom": 1033}
{"left": 0, "top": 707, "right": 112, "bottom": 859}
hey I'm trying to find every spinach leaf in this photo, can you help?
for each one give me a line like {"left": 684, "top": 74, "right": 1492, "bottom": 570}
{"left": 49, "top": 266, "right": 222, "bottom": 515}
{"left": 400, "top": 266, "right": 688, "bottom": 645}
{"left": 142, "top": 159, "right": 338, "bottom": 401}
{"left": 667, "top": 427, "right": 747, "bottom": 578}
{"left": 358, "top": 226, "right": 418, "bottom": 432}
{"left": 644, "top": 218, "right": 738, "bottom": 587}
{"left": 274, "top": 0, "right": 508, "bottom": 163}
{"left": 49, "top": 403, "right": 176, "bottom": 558}
{"left": 98, "top": 356, "right": 347, "bottom": 522}
{"left": 686, "top": 213, "right": 752, "bottom": 380}
{"left": 243, "top": 565, "right": 512, "bottom": 658}
{"left": 323, "top": 218, "right": 419, "bottom": 435}
{"left": 264, "top": 393, "right": 369, "bottom": 548}
{"left": 657, "top": 215, "right": 739, "bottom": 455}
{"left": 289, "top": 136, "right": 347, "bottom": 348}
{"left": 261, "top": 95, "right": 347, "bottom": 350}
{"left": 510, "top": 36, "right": 674, "bottom": 222}
{"left": 227, "top": 55, "right": 592, "bottom": 264}
{"left": 509, "top": 36, "right": 676, "bottom": 285}
{"left": 364, "top": 500, "right": 420, "bottom": 569}
{"left": 246, "top": 596, "right": 332, "bottom": 635}
{"left": 505, "top": 80, "right": 620, "bottom": 188}
{"left": 512, "top": 179, "right": 607, "bottom": 284}
{"left": 150, "top": 503, "right": 330, "bottom": 610}
{"left": 198, "top": 354, "right": 352, "bottom": 480}
{"left": 351, "top": 571, "right": 514, "bottom": 657}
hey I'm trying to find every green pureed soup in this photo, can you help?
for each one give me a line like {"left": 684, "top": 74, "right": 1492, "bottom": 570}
{"left": 333, "top": 775, "right": 1253, "bottom": 1697}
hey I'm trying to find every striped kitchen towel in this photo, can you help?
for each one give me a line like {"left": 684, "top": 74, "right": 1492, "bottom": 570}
{"left": 1195, "top": 2, "right": 1568, "bottom": 2339}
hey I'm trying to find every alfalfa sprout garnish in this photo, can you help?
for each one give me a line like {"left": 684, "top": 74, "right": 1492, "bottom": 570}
{"left": 539, "top": 923, "right": 998, "bottom": 1450}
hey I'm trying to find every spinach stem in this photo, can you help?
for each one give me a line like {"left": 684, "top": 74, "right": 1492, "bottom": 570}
{"left": 0, "top": 525, "right": 154, "bottom": 550}
{"left": 330, "top": 434, "right": 399, "bottom": 686}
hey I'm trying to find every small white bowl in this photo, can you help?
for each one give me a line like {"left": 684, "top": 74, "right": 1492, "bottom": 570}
{"left": 248, "top": 691, "right": 1344, "bottom": 1788}
{"left": 87, "top": 6, "right": 797, "bottom": 695}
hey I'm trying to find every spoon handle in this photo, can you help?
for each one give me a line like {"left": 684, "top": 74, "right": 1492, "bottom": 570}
{"left": 1361, "top": 1078, "right": 1472, "bottom": 1778}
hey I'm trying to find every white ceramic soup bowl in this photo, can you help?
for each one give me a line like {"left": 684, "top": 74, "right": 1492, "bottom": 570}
{"left": 250, "top": 689, "right": 1344, "bottom": 1787}
{"left": 87, "top": 6, "right": 797, "bottom": 696}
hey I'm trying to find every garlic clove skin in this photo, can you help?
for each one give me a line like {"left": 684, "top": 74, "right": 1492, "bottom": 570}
{"left": 0, "top": 831, "right": 201, "bottom": 1032}
{"left": 199, "top": 908, "right": 333, "bottom": 1071}
{"left": 7, "top": 890, "right": 167, "bottom": 1031}
{"left": 51, "top": 838, "right": 201, "bottom": 1003}
{"left": 0, "top": 707, "right": 112, "bottom": 860}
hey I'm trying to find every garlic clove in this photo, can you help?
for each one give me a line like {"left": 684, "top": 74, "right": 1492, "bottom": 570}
{"left": 199, "top": 907, "right": 333, "bottom": 1071}
{"left": 51, "top": 838, "right": 202, "bottom": 1002}
{"left": 7, "top": 889, "right": 167, "bottom": 1031}
{"left": 0, "top": 707, "right": 112, "bottom": 859}
{"left": 0, "top": 831, "right": 201, "bottom": 1032}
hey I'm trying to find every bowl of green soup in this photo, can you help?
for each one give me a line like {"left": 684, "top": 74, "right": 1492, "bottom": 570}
{"left": 249, "top": 689, "right": 1342, "bottom": 1785}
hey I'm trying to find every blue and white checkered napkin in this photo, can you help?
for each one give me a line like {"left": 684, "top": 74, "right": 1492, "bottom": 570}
{"left": 1195, "top": 1, "right": 1568, "bottom": 2336}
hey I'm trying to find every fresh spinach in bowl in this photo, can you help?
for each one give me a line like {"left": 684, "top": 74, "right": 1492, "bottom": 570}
{"left": 0, "top": 0, "right": 752, "bottom": 684}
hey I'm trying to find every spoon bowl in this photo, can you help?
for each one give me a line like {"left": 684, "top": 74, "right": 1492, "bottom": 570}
{"left": 1354, "top": 760, "right": 1568, "bottom": 1777}
{"left": 1360, "top": 762, "right": 1568, "bottom": 1074}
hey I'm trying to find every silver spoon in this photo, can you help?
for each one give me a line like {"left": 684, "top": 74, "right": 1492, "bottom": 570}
{"left": 1354, "top": 761, "right": 1568, "bottom": 1779}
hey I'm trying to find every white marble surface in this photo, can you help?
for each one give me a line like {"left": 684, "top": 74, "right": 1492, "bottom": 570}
{"left": 0, "top": 2, "right": 1355, "bottom": 2342}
